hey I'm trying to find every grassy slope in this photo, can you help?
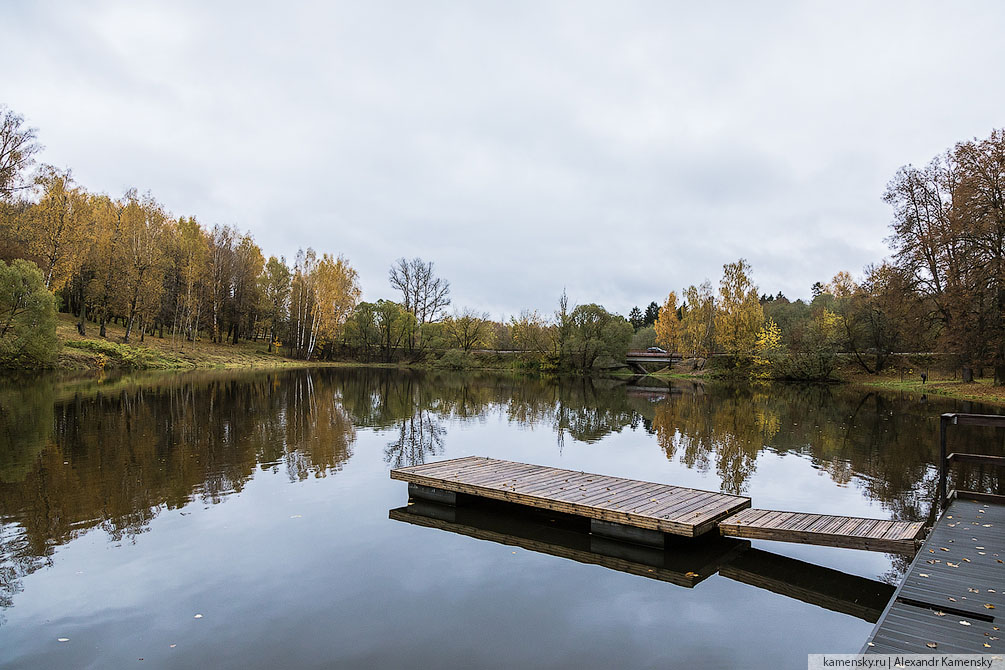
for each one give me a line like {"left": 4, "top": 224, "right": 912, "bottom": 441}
{"left": 54, "top": 313, "right": 313, "bottom": 371}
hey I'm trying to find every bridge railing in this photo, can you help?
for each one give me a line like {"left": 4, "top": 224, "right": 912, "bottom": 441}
{"left": 938, "top": 413, "right": 1005, "bottom": 509}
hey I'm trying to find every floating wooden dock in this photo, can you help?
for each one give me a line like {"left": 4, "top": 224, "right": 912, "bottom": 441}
{"left": 864, "top": 498, "right": 1005, "bottom": 654}
{"left": 391, "top": 457, "right": 920, "bottom": 554}
{"left": 718, "top": 508, "right": 924, "bottom": 554}
{"left": 391, "top": 456, "right": 751, "bottom": 539}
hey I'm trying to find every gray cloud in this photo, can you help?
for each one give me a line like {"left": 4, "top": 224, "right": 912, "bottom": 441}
{"left": 3, "top": 1, "right": 1004, "bottom": 316}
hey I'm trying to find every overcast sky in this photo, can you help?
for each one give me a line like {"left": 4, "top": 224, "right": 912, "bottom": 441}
{"left": 3, "top": 2, "right": 1004, "bottom": 318}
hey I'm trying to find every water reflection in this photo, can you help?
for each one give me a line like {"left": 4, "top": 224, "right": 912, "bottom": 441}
{"left": 0, "top": 367, "right": 1002, "bottom": 625}
{"left": 390, "top": 498, "right": 896, "bottom": 623}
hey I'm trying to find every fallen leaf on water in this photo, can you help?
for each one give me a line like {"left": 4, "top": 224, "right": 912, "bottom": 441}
{"left": 961, "top": 621, "right": 972, "bottom": 626}
{"left": 990, "top": 589, "right": 997, "bottom": 593}
{"left": 984, "top": 524, "right": 993, "bottom": 527}
{"left": 941, "top": 547, "right": 950, "bottom": 551}
{"left": 290, "top": 515, "right": 302, "bottom": 519}
{"left": 987, "top": 604, "right": 996, "bottom": 610}
{"left": 927, "top": 559, "right": 936, "bottom": 564}
{"left": 170, "top": 645, "right": 176, "bottom": 648}
{"left": 926, "top": 642, "right": 937, "bottom": 649}
{"left": 991, "top": 637, "right": 1000, "bottom": 641}
{"left": 920, "top": 573, "right": 930, "bottom": 578}
{"left": 995, "top": 627, "right": 1001, "bottom": 631}
{"left": 935, "top": 611, "right": 946, "bottom": 617}
{"left": 970, "top": 588, "right": 980, "bottom": 593}
{"left": 947, "top": 562, "right": 960, "bottom": 567}
{"left": 980, "top": 552, "right": 987, "bottom": 555}
{"left": 986, "top": 643, "right": 992, "bottom": 648}
{"left": 963, "top": 557, "right": 971, "bottom": 562}
{"left": 949, "top": 597, "right": 958, "bottom": 602}
{"left": 194, "top": 614, "right": 203, "bottom": 619}
{"left": 57, "top": 638, "right": 69, "bottom": 642}
{"left": 867, "top": 642, "right": 875, "bottom": 647}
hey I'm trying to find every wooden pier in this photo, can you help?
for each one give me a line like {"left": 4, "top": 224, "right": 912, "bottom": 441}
{"left": 391, "top": 457, "right": 920, "bottom": 552}
{"left": 391, "top": 456, "right": 751, "bottom": 539}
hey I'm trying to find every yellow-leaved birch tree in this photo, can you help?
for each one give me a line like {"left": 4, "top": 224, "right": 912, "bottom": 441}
{"left": 653, "top": 291, "right": 681, "bottom": 352}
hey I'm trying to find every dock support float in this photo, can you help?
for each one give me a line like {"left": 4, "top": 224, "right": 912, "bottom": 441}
{"left": 590, "top": 519, "right": 665, "bottom": 548}
{"left": 408, "top": 482, "right": 457, "bottom": 505}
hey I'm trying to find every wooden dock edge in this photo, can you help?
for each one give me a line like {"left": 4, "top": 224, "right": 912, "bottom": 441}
{"left": 391, "top": 468, "right": 750, "bottom": 538}
{"left": 718, "top": 511, "right": 925, "bottom": 555}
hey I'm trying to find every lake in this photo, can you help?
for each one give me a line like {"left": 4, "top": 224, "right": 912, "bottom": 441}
{"left": 1, "top": 368, "right": 1002, "bottom": 669}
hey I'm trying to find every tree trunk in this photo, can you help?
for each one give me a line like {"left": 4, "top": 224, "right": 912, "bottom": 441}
{"left": 994, "top": 363, "right": 1005, "bottom": 387}
{"left": 962, "top": 366, "right": 974, "bottom": 383}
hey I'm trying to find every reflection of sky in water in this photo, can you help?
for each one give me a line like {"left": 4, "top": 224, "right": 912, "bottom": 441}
{"left": 0, "top": 369, "right": 999, "bottom": 669}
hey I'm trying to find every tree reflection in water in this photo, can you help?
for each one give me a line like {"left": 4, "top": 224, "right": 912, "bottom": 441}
{"left": 0, "top": 367, "right": 1002, "bottom": 620}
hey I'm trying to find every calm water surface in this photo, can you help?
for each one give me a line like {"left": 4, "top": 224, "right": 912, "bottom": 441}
{"left": 1, "top": 368, "right": 1003, "bottom": 669}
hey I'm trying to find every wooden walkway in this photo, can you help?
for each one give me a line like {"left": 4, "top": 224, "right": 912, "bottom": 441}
{"left": 391, "top": 456, "right": 751, "bottom": 537}
{"left": 864, "top": 498, "right": 1005, "bottom": 654}
{"left": 718, "top": 508, "right": 925, "bottom": 554}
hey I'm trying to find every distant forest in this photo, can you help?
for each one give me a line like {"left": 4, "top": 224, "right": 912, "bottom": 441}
{"left": 1, "top": 104, "right": 1003, "bottom": 382}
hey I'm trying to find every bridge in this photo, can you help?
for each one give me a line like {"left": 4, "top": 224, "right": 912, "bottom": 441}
{"left": 624, "top": 350, "right": 680, "bottom": 373}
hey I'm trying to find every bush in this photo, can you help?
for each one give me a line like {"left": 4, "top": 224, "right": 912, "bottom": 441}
{"left": 434, "top": 349, "right": 474, "bottom": 370}
{"left": 0, "top": 259, "right": 58, "bottom": 367}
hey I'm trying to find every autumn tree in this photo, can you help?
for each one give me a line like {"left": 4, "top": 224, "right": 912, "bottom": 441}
{"left": 885, "top": 129, "right": 1005, "bottom": 383}
{"left": 0, "top": 106, "right": 42, "bottom": 201}
{"left": 174, "top": 217, "right": 209, "bottom": 342}
{"left": 715, "top": 259, "right": 763, "bottom": 359}
{"left": 260, "top": 255, "right": 291, "bottom": 351}
{"left": 678, "top": 281, "right": 715, "bottom": 357}
{"left": 653, "top": 291, "right": 681, "bottom": 352}
{"left": 24, "top": 167, "right": 92, "bottom": 292}
{"left": 444, "top": 308, "right": 491, "bottom": 352}
{"left": 206, "top": 225, "right": 235, "bottom": 343}
{"left": 510, "top": 310, "right": 553, "bottom": 355}
{"left": 117, "top": 192, "right": 169, "bottom": 342}
{"left": 293, "top": 252, "right": 360, "bottom": 360}
{"left": 230, "top": 233, "right": 264, "bottom": 343}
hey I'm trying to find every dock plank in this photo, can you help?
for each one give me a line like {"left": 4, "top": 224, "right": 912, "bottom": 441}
{"left": 718, "top": 508, "right": 924, "bottom": 554}
{"left": 391, "top": 457, "right": 751, "bottom": 537}
{"left": 864, "top": 498, "right": 1005, "bottom": 654}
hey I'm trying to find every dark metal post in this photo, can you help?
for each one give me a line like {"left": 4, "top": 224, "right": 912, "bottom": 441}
{"left": 938, "top": 414, "right": 951, "bottom": 509}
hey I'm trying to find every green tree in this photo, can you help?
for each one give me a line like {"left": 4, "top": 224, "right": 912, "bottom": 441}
{"left": 567, "top": 304, "right": 633, "bottom": 370}
{"left": 628, "top": 306, "right": 644, "bottom": 330}
{"left": 643, "top": 301, "right": 660, "bottom": 327}
{"left": 0, "top": 259, "right": 58, "bottom": 366}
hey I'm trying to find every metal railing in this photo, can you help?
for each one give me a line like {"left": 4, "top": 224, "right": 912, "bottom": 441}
{"left": 938, "top": 412, "right": 1005, "bottom": 508}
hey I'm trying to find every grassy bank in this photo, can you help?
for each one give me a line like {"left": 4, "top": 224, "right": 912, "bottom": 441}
{"left": 847, "top": 373, "right": 1005, "bottom": 407}
{"left": 52, "top": 314, "right": 322, "bottom": 371}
